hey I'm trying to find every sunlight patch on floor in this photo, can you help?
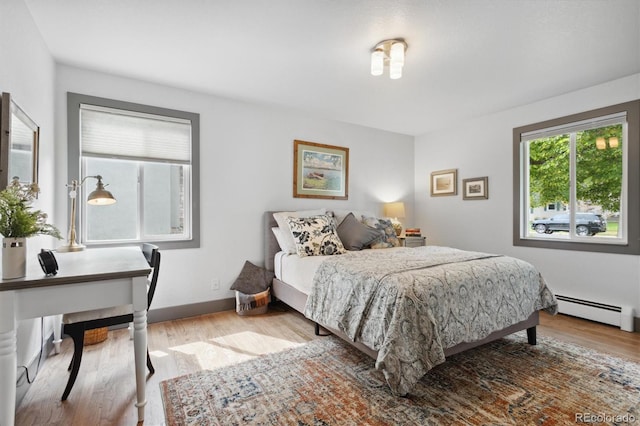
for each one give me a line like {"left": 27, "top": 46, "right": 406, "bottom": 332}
{"left": 168, "top": 331, "right": 307, "bottom": 370}
{"left": 211, "top": 330, "right": 307, "bottom": 354}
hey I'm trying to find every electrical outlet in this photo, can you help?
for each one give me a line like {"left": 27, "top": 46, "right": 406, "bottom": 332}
{"left": 211, "top": 279, "right": 220, "bottom": 291}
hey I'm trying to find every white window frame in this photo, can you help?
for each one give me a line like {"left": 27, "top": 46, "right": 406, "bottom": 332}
{"left": 81, "top": 158, "right": 193, "bottom": 244}
{"left": 67, "top": 92, "right": 200, "bottom": 250}
{"left": 519, "top": 114, "right": 628, "bottom": 245}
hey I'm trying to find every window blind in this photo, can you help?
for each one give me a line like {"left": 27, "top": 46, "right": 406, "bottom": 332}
{"left": 80, "top": 104, "right": 191, "bottom": 164}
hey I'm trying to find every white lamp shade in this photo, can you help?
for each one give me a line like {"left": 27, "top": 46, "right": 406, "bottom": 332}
{"left": 384, "top": 202, "right": 406, "bottom": 218}
{"left": 609, "top": 137, "right": 619, "bottom": 148}
{"left": 371, "top": 49, "right": 384, "bottom": 76}
{"left": 596, "top": 137, "right": 606, "bottom": 150}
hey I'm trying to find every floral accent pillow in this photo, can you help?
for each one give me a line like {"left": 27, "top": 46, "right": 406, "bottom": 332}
{"left": 361, "top": 216, "right": 400, "bottom": 248}
{"left": 286, "top": 215, "right": 346, "bottom": 257}
{"left": 273, "top": 208, "right": 326, "bottom": 254}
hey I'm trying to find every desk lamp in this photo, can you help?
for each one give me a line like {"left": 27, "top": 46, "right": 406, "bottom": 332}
{"left": 58, "top": 175, "right": 116, "bottom": 252}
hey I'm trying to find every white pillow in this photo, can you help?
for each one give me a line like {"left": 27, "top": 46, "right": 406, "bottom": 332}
{"left": 273, "top": 208, "right": 326, "bottom": 254}
{"left": 271, "top": 227, "right": 294, "bottom": 254}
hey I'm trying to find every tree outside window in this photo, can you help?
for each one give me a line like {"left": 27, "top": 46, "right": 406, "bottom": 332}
{"left": 526, "top": 124, "right": 623, "bottom": 239}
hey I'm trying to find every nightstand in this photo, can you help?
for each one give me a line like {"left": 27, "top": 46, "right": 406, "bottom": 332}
{"left": 399, "top": 236, "right": 426, "bottom": 247}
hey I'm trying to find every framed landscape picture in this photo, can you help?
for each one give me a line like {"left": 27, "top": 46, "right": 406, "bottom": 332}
{"left": 430, "top": 169, "right": 457, "bottom": 196}
{"left": 293, "top": 140, "right": 349, "bottom": 200}
{"left": 463, "top": 176, "right": 489, "bottom": 200}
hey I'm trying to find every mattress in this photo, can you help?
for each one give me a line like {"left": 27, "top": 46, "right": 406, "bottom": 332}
{"left": 274, "top": 251, "right": 327, "bottom": 295}
{"left": 274, "top": 247, "right": 408, "bottom": 295}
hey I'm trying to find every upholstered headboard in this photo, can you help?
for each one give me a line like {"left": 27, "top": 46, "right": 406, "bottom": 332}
{"left": 264, "top": 209, "right": 380, "bottom": 272}
{"left": 264, "top": 211, "right": 280, "bottom": 272}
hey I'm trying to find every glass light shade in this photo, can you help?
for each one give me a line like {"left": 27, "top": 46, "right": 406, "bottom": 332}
{"left": 390, "top": 41, "right": 405, "bottom": 66}
{"left": 389, "top": 61, "right": 403, "bottom": 79}
{"left": 608, "top": 137, "right": 619, "bottom": 148}
{"left": 595, "top": 137, "right": 606, "bottom": 150}
{"left": 371, "top": 49, "right": 384, "bottom": 76}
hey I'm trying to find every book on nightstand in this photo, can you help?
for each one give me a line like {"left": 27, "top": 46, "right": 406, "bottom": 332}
{"left": 405, "top": 228, "right": 422, "bottom": 237}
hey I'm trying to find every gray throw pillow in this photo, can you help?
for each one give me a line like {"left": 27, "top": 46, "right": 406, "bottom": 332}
{"left": 337, "top": 212, "right": 382, "bottom": 250}
{"left": 230, "top": 261, "right": 274, "bottom": 294}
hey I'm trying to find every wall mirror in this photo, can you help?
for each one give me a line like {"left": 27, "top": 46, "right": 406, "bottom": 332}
{"left": 0, "top": 92, "right": 40, "bottom": 189}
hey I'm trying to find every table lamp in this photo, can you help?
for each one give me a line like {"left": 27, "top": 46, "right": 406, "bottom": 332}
{"left": 384, "top": 202, "right": 405, "bottom": 236}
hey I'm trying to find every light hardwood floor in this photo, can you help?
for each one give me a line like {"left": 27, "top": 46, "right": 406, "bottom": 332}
{"left": 15, "top": 305, "right": 640, "bottom": 426}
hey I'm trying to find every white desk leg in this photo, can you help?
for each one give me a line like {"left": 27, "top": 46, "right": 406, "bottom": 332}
{"left": 52, "top": 314, "right": 63, "bottom": 354}
{"left": 0, "top": 291, "right": 17, "bottom": 426}
{"left": 132, "top": 308, "right": 147, "bottom": 422}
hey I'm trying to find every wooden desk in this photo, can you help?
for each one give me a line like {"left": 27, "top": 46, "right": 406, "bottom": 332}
{"left": 0, "top": 247, "right": 151, "bottom": 426}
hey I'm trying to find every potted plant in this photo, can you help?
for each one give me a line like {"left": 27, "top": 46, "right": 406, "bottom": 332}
{"left": 0, "top": 178, "right": 61, "bottom": 279}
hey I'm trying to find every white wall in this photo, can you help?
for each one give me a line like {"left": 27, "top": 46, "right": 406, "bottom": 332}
{"left": 1, "top": 0, "right": 414, "bottom": 376}
{"left": 0, "top": 0, "right": 58, "bottom": 367}
{"left": 415, "top": 73, "right": 640, "bottom": 316}
{"left": 54, "top": 64, "right": 415, "bottom": 310}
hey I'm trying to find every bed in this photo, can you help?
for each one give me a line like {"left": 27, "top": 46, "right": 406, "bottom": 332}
{"left": 264, "top": 211, "right": 558, "bottom": 395}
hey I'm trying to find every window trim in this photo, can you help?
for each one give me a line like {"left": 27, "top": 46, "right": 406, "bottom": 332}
{"left": 67, "top": 92, "right": 200, "bottom": 250}
{"left": 513, "top": 100, "right": 640, "bottom": 255}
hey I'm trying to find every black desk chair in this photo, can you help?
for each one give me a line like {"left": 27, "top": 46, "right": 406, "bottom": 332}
{"left": 60, "top": 243, "right": 160, "bottom": 401}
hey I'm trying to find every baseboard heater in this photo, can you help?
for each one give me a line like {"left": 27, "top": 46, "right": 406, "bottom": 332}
{"left": 556, "top": 295, "right": 634, "bottom": 332}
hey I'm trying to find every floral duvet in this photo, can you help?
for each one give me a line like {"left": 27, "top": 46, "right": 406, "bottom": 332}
{"left": 304, "top": 246, "right": 558, "bottom": 395}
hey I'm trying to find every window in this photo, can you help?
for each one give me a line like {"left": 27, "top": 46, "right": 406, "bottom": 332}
{"left": 513, "top": 100, "right": 640, "bottom": 254}
{"left": 67, "top": 93, "right": 200, "bottom": 249}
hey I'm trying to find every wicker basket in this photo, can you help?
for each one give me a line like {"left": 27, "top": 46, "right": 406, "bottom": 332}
{"left": 84, "top": 327, "right": 108, "bottom": 345}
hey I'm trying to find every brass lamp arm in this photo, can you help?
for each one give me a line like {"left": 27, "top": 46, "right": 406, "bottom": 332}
{"left": 78, "top": 175, "right": 104, "bottom": 186}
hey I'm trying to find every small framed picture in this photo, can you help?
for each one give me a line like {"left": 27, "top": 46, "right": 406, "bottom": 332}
{"left": 462, "top": 176, "right": 489, "bottom": 200}
{"left": 430, "top": 169, "right": 457, "bottom": 196}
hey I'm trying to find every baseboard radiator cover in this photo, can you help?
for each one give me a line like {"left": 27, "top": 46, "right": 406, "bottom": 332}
{"left": 556, "top": 295, "right": 634, "bottom": 332}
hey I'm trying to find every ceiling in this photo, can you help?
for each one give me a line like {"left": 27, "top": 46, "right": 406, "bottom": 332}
{"left": 24, "top": 0, "right": 640, "bottom": 136}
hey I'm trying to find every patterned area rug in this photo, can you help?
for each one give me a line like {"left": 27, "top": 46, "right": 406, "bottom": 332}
{"left": 160, "top": 333, "right": 640, "bottom": 425}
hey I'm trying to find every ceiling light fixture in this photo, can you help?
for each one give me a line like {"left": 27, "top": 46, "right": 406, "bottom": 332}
{"left": 370, "top": 39, "right": 407, "bottom": 80}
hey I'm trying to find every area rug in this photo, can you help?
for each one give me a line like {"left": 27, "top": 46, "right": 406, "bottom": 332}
{"left": 160, "top": 333, "right": 640, "bottom": 425}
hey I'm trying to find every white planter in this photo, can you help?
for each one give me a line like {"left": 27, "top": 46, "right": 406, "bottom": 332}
{"left": 2, "top": 237, "right": 26, "bottom": 279}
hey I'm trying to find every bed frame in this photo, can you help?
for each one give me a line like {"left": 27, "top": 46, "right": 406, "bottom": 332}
{"left": 264, "top": 211, "right": 538, "bottom": 360}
